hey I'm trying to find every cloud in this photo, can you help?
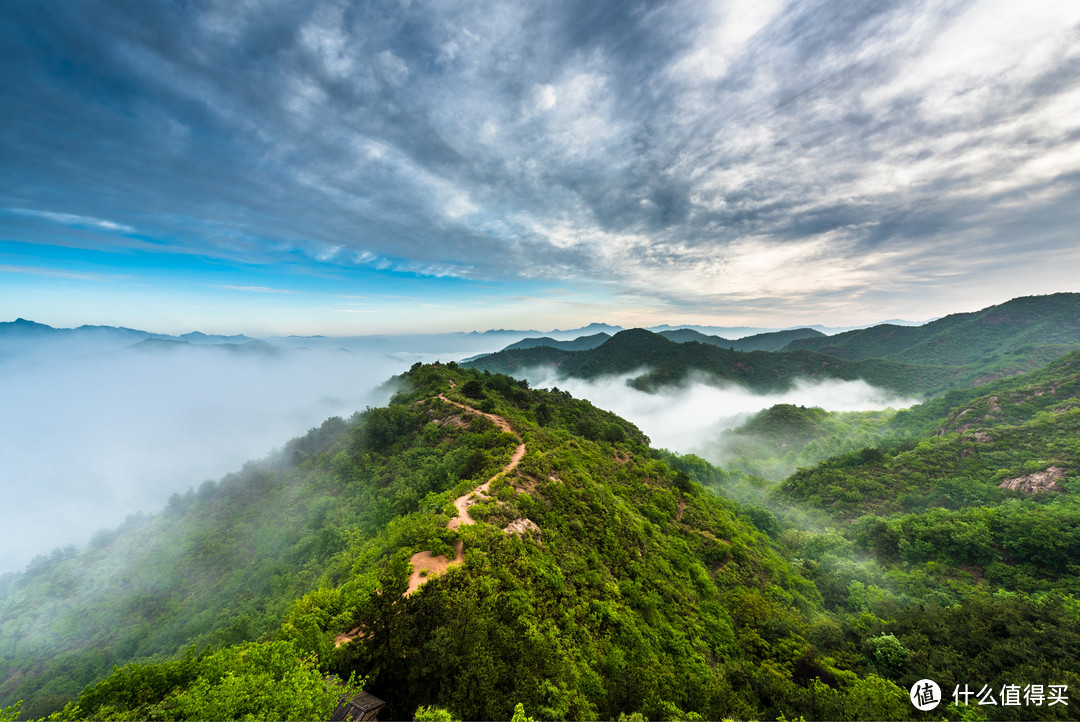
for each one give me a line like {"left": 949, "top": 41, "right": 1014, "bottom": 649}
{"left": 8, "top": 208, "right": 136, "bottom": 234}
{"left": 519, "top": 366, "right": 916, "bottom": 456}
{"left": 0, "top": 342, "right": 404, "bottom": 574}
{"left": 0, "top": 326, "right": 574, "bottom": 574}
{"left": 0, "top": 265, "right": 121, "bottom": 282}
{"left": 2, "top": 0, "right": 1079, "bottom": 321}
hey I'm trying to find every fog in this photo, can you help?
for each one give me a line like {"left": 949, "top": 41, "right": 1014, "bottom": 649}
{"left": 0, "top": 336, "right": 507, "bottom": 575}
{"left": 0, "top": 327, "right": 918, "bottom": 575}
{"left": 520, "top": 368, "right": 918, "bottom": 460}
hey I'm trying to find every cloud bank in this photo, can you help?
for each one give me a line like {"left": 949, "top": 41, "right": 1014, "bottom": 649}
{"left": 0, "top": 345, "right": 405, "bottom": 574}
{"left": 522, "top": 368, "right": 915, "bottom": 456}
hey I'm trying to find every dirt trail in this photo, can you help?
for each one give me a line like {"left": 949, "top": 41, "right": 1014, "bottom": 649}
{"left": 335, "top": 390, "right": 528, "bottom": 647}
{"left": 403, "top": 393, "right": 525, "bottom": 594}
{"left": 332, "top": 388, "right": 527, "bottom": 647}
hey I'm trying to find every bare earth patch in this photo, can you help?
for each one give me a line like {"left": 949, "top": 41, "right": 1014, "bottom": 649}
{"left": 406, "top": 540, "right": 465, "bottom": 595}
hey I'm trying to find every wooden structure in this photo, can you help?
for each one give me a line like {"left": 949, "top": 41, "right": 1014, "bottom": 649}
{"left": 331, "top": 690, "right": 386, "bottom": 721}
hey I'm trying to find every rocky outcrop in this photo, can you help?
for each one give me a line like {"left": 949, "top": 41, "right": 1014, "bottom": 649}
{"left": 998, "top": 466, "right": 1066, "bottom": 493}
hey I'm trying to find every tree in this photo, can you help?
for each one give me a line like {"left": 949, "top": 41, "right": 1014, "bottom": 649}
{"left": 463, "top": 380, "right": 485, "bottom": 399}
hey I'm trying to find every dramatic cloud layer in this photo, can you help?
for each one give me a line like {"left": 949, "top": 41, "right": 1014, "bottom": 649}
{"left": 2, "top": 0, "right": 1080, "bottom": 329}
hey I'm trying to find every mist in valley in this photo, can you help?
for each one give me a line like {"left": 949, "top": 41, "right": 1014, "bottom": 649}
{"left": 0, "top": 334, "right": 514, "bottom": 576}
{"left": 519, "top": 368, "right": 918, "bottom": 466}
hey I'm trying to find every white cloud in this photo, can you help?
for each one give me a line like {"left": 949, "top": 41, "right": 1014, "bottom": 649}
{"left": 668, "top": 0, "right": 787, "bottom": 82}
{"left": 10, "top": 208, "right": 136, "bottom": 233}
{"left": 522, "top": 368, "right": 915, "bottom": 455}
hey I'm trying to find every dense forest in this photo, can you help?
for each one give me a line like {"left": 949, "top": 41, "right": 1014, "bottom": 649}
{"left": 2, "top": 325, "right": 1079, "bottom": 718}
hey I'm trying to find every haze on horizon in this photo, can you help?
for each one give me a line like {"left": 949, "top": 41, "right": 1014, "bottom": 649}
{"left": 2, "top": 1, "right": 1080, "bottom": 336}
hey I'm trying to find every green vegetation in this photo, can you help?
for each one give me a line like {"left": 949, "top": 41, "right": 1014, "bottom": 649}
{"left": 658, "top": 326, "right": 825, "bottom": 351}
{"left": 503, "top": 332, "right": 612, "bottom": 352}
{"left": 494, "top": 327, "right": 824, "bottom": 357}
{"left": 469, "top": 328, "right": 957, "bottom": 396}
{"left": 709, "top": 404, "right": 900, "bottom": 481}
{"left": 3, "top": 345, "right": 1080, "bottom": 719}
{"left": 783, "top": 293, "right": 1080, "bottom": 380}
{"left": 473, "top": 294, "right": 1080, "bottom": 399}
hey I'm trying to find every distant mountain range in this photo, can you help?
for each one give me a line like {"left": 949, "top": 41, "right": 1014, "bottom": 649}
{"left": 6, "top": 295, "right": 1070, "bottom": 393}
{"left": 466, "top": 293, "right": 1080, "bottom": 396}
{"left": 467, "top": 328, "right": 955, "bottom": 395}
{"left": 129, "top": 337, "right": 281, "bottom": 357}
{"left": 0, "top": 316, "right": 927, "bottom": 350}
{"left": 497, "top": 327, "right": 827, "bottom": 356}
{"left": 656, "top": 327, "right": 825, "bottom": 351}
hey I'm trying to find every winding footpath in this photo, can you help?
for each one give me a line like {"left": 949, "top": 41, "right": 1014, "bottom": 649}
{"left": 404, "top": 394, "right": 525, "bottom": 594}
{"left": 334, "top": 389, "right": 526, "bottom": 647}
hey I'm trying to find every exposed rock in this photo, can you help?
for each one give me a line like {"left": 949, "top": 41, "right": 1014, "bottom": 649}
{"left": 503, "top": 517, "right": 540, "bottom": 536}
{"left": 432, "top": 414, "right": 468, "bottom": 429}
{"left": 998, "top": 466, "right": 1067, "bottom": 493}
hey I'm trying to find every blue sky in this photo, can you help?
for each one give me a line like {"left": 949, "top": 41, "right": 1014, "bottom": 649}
{"left": 3, "top": 0, "right": 1080, "bottom": 335}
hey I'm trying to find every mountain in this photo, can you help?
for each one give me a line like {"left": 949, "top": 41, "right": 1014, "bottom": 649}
{"left": 0, "top": 318, "right": 71, "bottom": 337}
{"left": 658, "top": 327, "right": 825, "bottom": 351}
{"left": 178, "top": 331, "right": 256, "bottom": 344}
{"left": 782, "top": 293, "right": 1080, "bottom": 371}
{"left": 128, "top": 338, "right": 282, "bottom": 356}
{"left": 646, "top": 323, "right": 773, "bottom": 337}
{"left": 467, "top": 295, "right": 1080, "bottom": 397}
{"left": 782, "top": 347, "right": 1080, "bottom": 518}
{"left": 489, "top": 327, "right": 822, "bottom": 358}
{"left": 646, "top": 321, "right": 929, "bottom": 337}
{"left": 0, "top": 319, "right": 156, "bottom": 344}
{"left": 4, "top": 360, "right": 1080, "bottom": 720}
{"left": 1, "top": 363, "right": 914, "bottom": 721}
{"left": 468, "top": 327, "right": 957, "bottom": 395}
{"left": 501, "top": 332, "right": 611, "bottom": 352}
{"left": 545, "top": 321, "right": 623, "bottom": 337}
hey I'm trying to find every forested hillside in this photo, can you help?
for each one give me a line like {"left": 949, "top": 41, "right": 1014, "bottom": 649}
{"left": 502, "top": 332, "right": 612, "bottom": 352}
{"left": 468, "top": 328, "right": 957, "bottom": 395}
{"left": 657, "top": 327, "right": 825, "bottom": 351}
{"left": 0, "top": 363, "right": 883, "bottom": 720}
{"left": 471, "top": 295, "right": 1080, "bottom": 398}
{"left": 2, "top": 358, "right": 1079, "bottom": 720}
{"left": 782, "top": 293, "right": 1080, "bottom": 375}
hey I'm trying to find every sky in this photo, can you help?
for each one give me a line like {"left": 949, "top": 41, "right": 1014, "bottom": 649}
{"left": 3, "top": 0, "right": 1080, "bottom": 335}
